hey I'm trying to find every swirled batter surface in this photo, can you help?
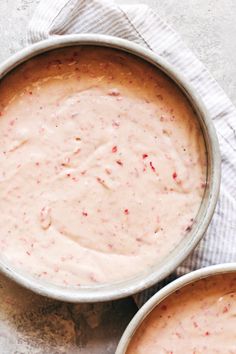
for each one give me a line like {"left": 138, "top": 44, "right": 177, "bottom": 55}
{"left": 0, "top": 47, "right": 206, "bottom": 286}
{"left": 127, "top": 273, "right": 236, "bottom": 354}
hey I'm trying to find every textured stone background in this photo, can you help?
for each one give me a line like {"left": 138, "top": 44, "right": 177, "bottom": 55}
{"left": 0, "top": 275, "right": 136, "bottom": 353}
{"left": 0, "top": 0, "right": 235, "bottom": 352}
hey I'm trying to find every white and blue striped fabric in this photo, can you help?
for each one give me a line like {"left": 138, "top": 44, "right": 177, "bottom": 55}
{"left": 28, "top": 0, "right": 236, "bottom": 307}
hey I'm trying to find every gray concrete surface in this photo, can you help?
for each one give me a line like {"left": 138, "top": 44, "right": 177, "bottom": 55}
{"left": 0, "top": 275, "right": 137, "bottom": 353}
{"left": 0, "top": 0, "right": 235, "bottom": 352}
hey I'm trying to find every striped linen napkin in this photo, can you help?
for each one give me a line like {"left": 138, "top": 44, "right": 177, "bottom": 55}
{"left": 27, "top": 0, "right": 236, "bottom": 307}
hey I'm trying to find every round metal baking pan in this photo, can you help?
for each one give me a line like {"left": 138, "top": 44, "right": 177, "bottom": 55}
{"left": 116, "top": 263, "right": 236, "bottom": 353}
{"left": 0, "top": 34, "right": 221, "bottom": 302}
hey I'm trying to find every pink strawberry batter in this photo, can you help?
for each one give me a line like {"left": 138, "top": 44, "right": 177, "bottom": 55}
{"left": 0, "top": 46, "right": 206, "bottom": 286}
{"left": 127, "top": 273, "right": 236, "bottom": 354}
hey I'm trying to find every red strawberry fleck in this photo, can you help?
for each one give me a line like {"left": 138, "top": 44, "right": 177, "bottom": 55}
{"left": 108, "top": 89, "right": 120, "bottom": 96}
{"left": 150, "top": 161, "right": 156, "bottom": 172}
{"left": 112, "top": 120, "right": 120, "bottom": 128}
{"left": 172, "top": 172, "right": 177, "bottom": 179}
{"left": 116, "top": 160, "right": 123, "bottom": 166}
{"left": 105, "top": 168, "right": 111, "bottom": 175}
{"left": 124, "top": 209, "right": 129, "bottom": 215}
{"left": 142, "top": 154, "right": 148, "bottom": 159}
{"left": 223, "top": 306, "right": 229, "bottom": 313}
{"left": 112, "top": 146, "right": 117, "bottom": 153}
{"left": 74, "top": 148, "right": 80, "bottom": 155}
{"left": 82, "top": 211, "right": 88, "bottom": 216}
{"left": 96, "top": 177, "right": 105, "bottom": 184}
